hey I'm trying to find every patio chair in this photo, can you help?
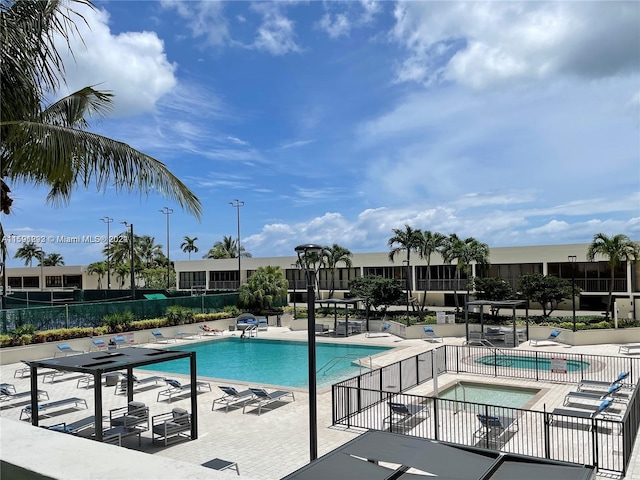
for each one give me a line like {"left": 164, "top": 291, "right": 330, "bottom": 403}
{"left": 199, "top": 324, "right": 223, "bottom": 336}
{"left": 577, "top": 371, "right": 630, "bottom": 392}
{"left": 14, "top": 360, "right": 33, "bottom": 379}
{"left": 243, "top": 387, "right": 295, "bottom": 415}
{"left": 212, "top": 386, "right": 256, "bottom": 412}
{"left": 152, "top": 407, "right": 192, "bottom": 446}
{"left": 422, "top": 326, "right": 443, "bottom": 343}
{"left": 529, "top": 330, "right": 561, "bottom": 347}
{"left": 383, "top": 401, "right": 430, "bottom": 432}
{"left": 109, "top": 401, "right": 150, "bottom": 431}
{"left": 54, "top": 343, "right": 85, "bottom": 357}
{"left": 114, "top": 374, "right": 164, "bottom": 395}
{"left": 91, "top": 339, "right": 107, "bottom": 351}
{"left": 0, "top": 385, "right": 49, "bottom": 402}
{"left": 20, "top": 397, "right": 88, "bottom": 420}
{"left": 156, "top": 378, "right": 212, "bottom": 402}
{"left": 365, "top": 323, "right": 391, "bottom": 338}
{"left": 473, "top": 413, "right": 519, "bottom": 447}
{"left": 315, "top": 324, "right": 330, "bottom": 335}
{"left": 619, "top": 344, "right": 640, "bottom": 355}
{"left": 564, "top": 383, "right": 628, "bottom": 406}
{"left": 551, "top": 398, "right": 621, "bottom": 424}
{"left": 47, "top": 416, "right": 96, "bottom": 435}
{"left": 151, "top": 330, "right": 174, "bottom": 343}
{"left": 175, "top": 329, "right": 200, "bottom": 340}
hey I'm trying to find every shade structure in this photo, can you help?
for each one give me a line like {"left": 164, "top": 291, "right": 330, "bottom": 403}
{"left": 282, "top": 431, "right": 595, "bottom": 480}
{"left": 464, "top": 299, "right": 529, "bottom": 346}
{"left": 27, "top": 347, "right": 198, "bottom": 442}
{"left": 317, "top": 297, "right": 363, "bottom": 336}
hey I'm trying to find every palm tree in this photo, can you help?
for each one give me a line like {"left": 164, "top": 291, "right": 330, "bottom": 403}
{"left": 180, "top": 236, "right": 198, "bottom": 260}
{"left": 42, "top": 252, "right": 64, "bottom": 266}
{"left": 388, "top": 225, "right": 422, "bottom": 313}
{"left": 324, "top": 243, "right": 353, "bottom": 298}
{"left": 114, "top": 263, "right": 130, "bottom": 290}
{"left": 137, "top": 235, "right": 162, "bottom": 267}
{"left": 204, "top": 235, "right": 252, "bottom": 259}
{"left": 442, "top": 234, "right": 490, "bottom": 311}
{"left": 1, "top": 0, "right": 201, "bottom": 258}
{"left": 587, "top": 233, "right": 639, "bottom": 319}
{"left": 13, "top": 241, "right": 40, "bottom": 266}
{"left": 416, "top": 230, "right": 446, "bottom": 312}
{"left": 87, "top": 261, "right": 107, "bottom": 289}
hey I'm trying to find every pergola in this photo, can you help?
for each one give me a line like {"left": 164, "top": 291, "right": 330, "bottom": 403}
{"left": 282, "top": 430, "right": 595, "bottom": 479}
{"left": 317, "top": 298, "right": 364, "bottom": 336}
{"left": 464, "top": 300, "right": 529, "bottom": 346}
{"left": 28, "top": 347, "right": 198, "bottom": 442}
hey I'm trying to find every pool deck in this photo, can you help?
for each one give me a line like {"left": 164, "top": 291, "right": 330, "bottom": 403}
{"left": 1, "top": 325, "right": 639, "bottom": 479}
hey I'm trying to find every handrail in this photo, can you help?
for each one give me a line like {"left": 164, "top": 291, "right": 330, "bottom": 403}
{"left": 317, "top": 354, "right": 371, "bottom": 376}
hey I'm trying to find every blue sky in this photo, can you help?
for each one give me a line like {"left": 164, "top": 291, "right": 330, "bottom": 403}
{"left": 4, "top": 0, "right": 639, "bottom": 266}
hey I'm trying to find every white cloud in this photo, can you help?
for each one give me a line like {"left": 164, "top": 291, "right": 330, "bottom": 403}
{"left": 253, "top": 11, "right": 301, "bottom": 55}
{"left": 160, "top": 0, "right": 229, "bottom": 47}
{"left": 391, "top": 2, "right": 639, "bottom": 89}
{"left": 318, "top": 13, "right": 351, "bottom": 39}
{"left": 58, "top": 5, "right": 177, "bottom": 117}
{"left": 280, "top": 139, "right": 314, "bottom": 149}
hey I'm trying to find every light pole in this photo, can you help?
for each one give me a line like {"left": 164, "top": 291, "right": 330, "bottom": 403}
{"left": 101, "top": 217, "right": 113, "bottom": 289}
{"left": 159, "top": 207, "right": 174, "bottom": 289}
{"left": 295, "top": 243, "right": 323, "bottom": 462}
{"left": 121, "top": 222, "right": 135, "bottom": 300}
{"left": 35, "top": 248, "right": 45, "bottom": 291}
{"left": 403, "top": 260, "right": 410, "bottom": 324}
{"left": 228, "top": 200, "right": 245, "bottom": 288}
{"left": 568, "top": 255, "right": 577, "bottom": 332}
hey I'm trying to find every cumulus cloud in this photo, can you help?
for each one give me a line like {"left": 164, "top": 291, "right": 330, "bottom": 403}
{"left": 253, "top": 11, "right": 301, "bottom": 55}
{"left": 160, "top": 0, "right": 230, "bottom": 47}
{"left": 318, "top": 13, "right": 351, "bottom": 39}
{"left": 391, "top": 2, "right": 640, "bottom": 89}
{"left": 57, "top": 5, "right": 176, "bottom": 117}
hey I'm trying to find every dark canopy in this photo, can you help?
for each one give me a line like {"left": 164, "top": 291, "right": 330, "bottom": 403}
{"left": 28, "top": 347, "right": 197, "bottom": 441}
{"left": 282, "top": 431, "right": 594, "bottom": 480}
{"left": 464, "top": 299, "right": 529, "bottom": 346}
{"left": 317, "top": 298, "right": 363, "bottom": 336}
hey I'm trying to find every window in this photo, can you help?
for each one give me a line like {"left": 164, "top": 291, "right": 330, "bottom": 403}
{"left": 179, "top": 271, "right": 206, "bottom": 289}
{"left": 8, "top": 277, "right": 21, "bottom": 288}
{"left": 64, "top": 275, "right": 82, "bottom": 288}
{"left": 46, "top": 276, "right": 62, "bottom": 287}
{"left": 23, "top": 276, "right": 39, "bottom": 288}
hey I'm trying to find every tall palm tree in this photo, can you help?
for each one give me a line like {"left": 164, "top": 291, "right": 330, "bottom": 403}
{"left": 204, "top": 235, "right": 252, "bottom": 259}
{"left": 388, "top": 225, "right": 422, "bottom": 304}
{"left": 87, "top": 260, "right": 107, "bottom": 289}
{"left": 416, "top": 230, "right": 446, "bottom": 312}
{"left": 137, "top": 235, "right": 162, "bottom": 267}
{"left": 114, "top": 263, "right": 130, "bottom": 290}
{"left": 587, "top": 233, "right": 639, "bottom": 319}
{"left": 42, "top": 252, "right": 64, "bottom": 266}
{"left": 442, "top": 234, "right": 490, "bottom": 311}
{"left": 1, "top": 0, "right": 201, "bottom": 259}
{"left": 180, "top": 236, "right": 198, "bottom": 260}
{"left": 324, "top": 243, "right": 353, "bottom": 298}
{"left": 13, "top": 241, "right": 40, "bottom": 266}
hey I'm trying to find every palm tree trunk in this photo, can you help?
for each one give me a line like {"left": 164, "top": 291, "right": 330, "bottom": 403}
{"left": 606, "top": 268, "right": 614, "bottom": 319}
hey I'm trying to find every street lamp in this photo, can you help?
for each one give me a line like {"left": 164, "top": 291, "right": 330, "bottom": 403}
{"left": 121, "top": 222, "right": 135, "bottom": 300}
{"left": 101, "top": 217, "right": 113, "bottom": 289}
{"left": 228, "top": 199, "right": 245, "bottom": 289}
{"left": 159, "top": 207, "right": 174, "bottom": 289}
{"left": 295, "top": 243, "right": 323, "bottom": 462}
{"left": 568, "top": 255, "right": 577, "bottom": 332}
{"left": 291, "top": 263, "right": 298, "bottom": 319}
{"left": 35, "top": 248, "right": 45, "bottom": 291}
{"left": 403, "top": 260, "right": 410, "bottom": 324}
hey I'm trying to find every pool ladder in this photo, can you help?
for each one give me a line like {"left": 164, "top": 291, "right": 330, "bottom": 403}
{"left": 316, "top": 354, "right": 373, "bottom": 377}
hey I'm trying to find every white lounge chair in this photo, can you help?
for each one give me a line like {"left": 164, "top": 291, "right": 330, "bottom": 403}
{"left": 530, "top": 330, "right": 561, "bottom": 347}
{"left": 212, "top": 386, "right": 256, "bottom": 412}
{"left": 578, "top": 371, "right": 630, "bottom": 392}
{"left": 564, "top": 383, "right": 628, "bottom": 406}
{"left": 422, "top": 326, "right": 443, "bottom": 343}
{"left": 619, "top": 344, "right": 640, "bottom": 355}
{"left": 243, "top": 387, "right": 295, "bottom": 415}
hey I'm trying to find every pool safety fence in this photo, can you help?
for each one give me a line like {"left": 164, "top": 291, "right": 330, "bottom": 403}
{"left": 332, "top": 345, "right": 640, "bottom": 476}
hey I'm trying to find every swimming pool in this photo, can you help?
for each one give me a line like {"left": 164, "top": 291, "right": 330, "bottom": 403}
{"left": 475, "top": 354, "right": 590, "bottom": 371}
{"left": 139, "top": 338, "right": 391, "bottom": 388}
{"left": 439, "top": 381, "right": 540, "bottom": 409}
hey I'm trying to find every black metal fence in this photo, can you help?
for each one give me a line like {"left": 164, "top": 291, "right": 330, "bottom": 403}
{"left": 332, "top": 345, "right": 640, "bottom": 476}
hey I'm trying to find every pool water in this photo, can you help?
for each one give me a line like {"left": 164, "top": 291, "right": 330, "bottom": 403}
{"left": 439, "top": 382, "right": 539, "bottom": 409}
{"left": 475, "top": 355, "right": 590, "bottom": 371}
{"left": 139, "top": 338, "right": 390, "bottom": 388}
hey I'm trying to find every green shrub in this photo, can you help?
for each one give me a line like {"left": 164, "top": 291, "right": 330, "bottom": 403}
{"left": 102, "top": 312, "right": 135, "bottom": 333}
{"left": 165, "top": 305, "right": 195, "bottom": 326}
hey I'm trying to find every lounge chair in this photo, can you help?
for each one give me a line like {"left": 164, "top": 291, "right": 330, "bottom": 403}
{"left": 578, "top": 371, "right": 629, "bottom": 392}
{"left": 14, "top": 360, "right": 32, "bottom": 379}
{"left": 564, "top": 384, "right": 628, "bottom": 406}
{"left": 20, "top": 397, "right": 88, "bottom": 420}
{"left": 199, "top": 325, "right": 223, "bottom": 336}
{"left": 156, "top": 378, "right": 212, "bottom": 402}
{"left": 383, "top": 401, "right": 430, "bottom": 432}
{"left": 0, "top": 383, "right": 16, "bottom": 394}
{"left": 422, "top": 326, "right": 443, "bottom": 343}
{"left": 47, "top": 416, "right": 96, "bottom": 435}
{"left": 151, "top": 330, "right": 174, "bottom": 343}
{"left": 152, "top": 407, "right": 192, "bottom": 446}
{"left": 529, "top": 330, "right": 561, "bottom": 347}
{"left": 315, "top": 324, "right": 330, "bottom": 335}
{"left": 212, "top": 386, "right": 256, "bottom": 412}
{"left": 619, "top": 344, "right": 640, "bottom": 355}
{"left": 0, "top": 385, "right": 49, "bottom": 402}
{"left": 551, "top": 398, "right": 621, "bottom": 423}
{"left": 243, "top": 387, "right": 295, "bottom": 415}
{"left": 175, "top": 329, "right": 200, "bottom": 340}
{"left": 365, "top": 323, "right": 391, "bottom": 338}
{"left": 91, "top": 339, "right": 107, "bottom": 351}
{"left": 114, "top": 375, "right": 165, "bottom": 395}
{"left": 473, "top": 413, "right": 519, "bottom": 447}
{"left": 54, "top": 343, "right": 85, "bottom": 357}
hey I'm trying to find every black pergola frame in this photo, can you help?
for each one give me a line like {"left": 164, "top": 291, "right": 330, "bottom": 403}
{"left": 464, "top": 299, "right": 529, "bottom": 346}
{"left": 316, "top": 298, "right": 364, "bottom": 337}
{"left": 28, "top": 347, "right": 198, "bottom": 442}
{"left": 282, "top": 430, "right": 595, "bottom": 480}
